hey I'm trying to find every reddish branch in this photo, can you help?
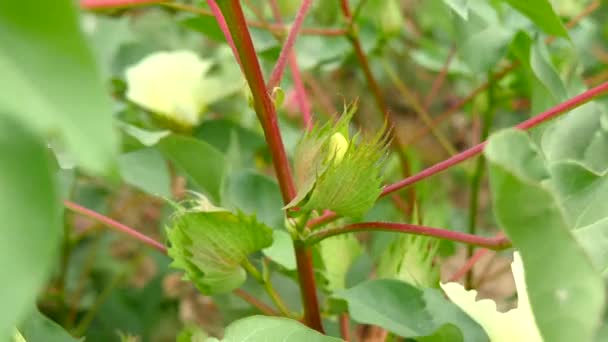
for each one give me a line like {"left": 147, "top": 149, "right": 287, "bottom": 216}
{"left": 214, "top": 0, "right": 323, "bottom": 332}
{"left": 309, "top": 81, "right": 608, "bottom": 228}
{"left": 64, "top": 200, "right": 167, "bottom": 253}
{"left": 305, "top": 222, "right": 511, "bottom": 250}
{"left": 340, "top": 314, "right": 351, "bottom": 341}
{"left": 449, "top": 249, "right": 491, "bottom": 282}
{"left": 266, "top": 0, "right": 312, "bottom": 90}
{"left": 234, "top": 289, "right": 280, "bottom": 316}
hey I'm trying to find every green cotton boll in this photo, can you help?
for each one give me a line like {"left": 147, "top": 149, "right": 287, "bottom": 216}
{"left": 285, "top": 103, "right": 389, "bottom": 219}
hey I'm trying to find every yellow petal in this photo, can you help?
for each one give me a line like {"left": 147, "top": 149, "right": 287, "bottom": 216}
{"left": 125, "top": 50, "right": 212, "bottom": 127}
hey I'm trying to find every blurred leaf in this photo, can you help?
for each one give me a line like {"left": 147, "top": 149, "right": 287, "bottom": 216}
{"left": 263, "top": 230, "right": 297, "bottom": 270}
{"left": 501, "top": 0, "right": 568, "bottom": 37}
{"left": 181, "top": 16, "right": 225, "bottom": 42}
{"left": 0, "top": 0, "right": 117, "bottom": 175}
{"left": 318, "top": 234, "right": 362, "bottom": 291}
{"left": 158, "top": 134, "right": 226, "bottom": 202}
{"left": 0, "top": 116, "right": 61, "bottom": 339}
{"left": 83, "top": 15, "right": 136, "bottom": 77}
{"left": 118, "top": 147, "right": 172, "bottom": 197}
{"left": 223, "top": 170, "right": 283, "bottom": 229}
{"left": 208, "top": 316, "right": 343, "bottom": 342}
{"left": 168, "top": 210, "right": 273, "bottom": 294}
{"left": 18, "top": 309, "right": 81, "bottom": 342}
{"left": 334, "top": 279, "right": 488, "bottom": 341}
{"left": 442, "top": 0, "right": 469, "bottom": 20}
{"left": 486, "top": 129, "right": 604, "bottom": 342}
{"left": 460, "top": 25, "right": 513, "bottom": 72}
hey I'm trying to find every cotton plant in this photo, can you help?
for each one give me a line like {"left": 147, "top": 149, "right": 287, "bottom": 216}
{"left": 125, "top": 50, "right": 242, "bottom": 129}
{"left": 440, "top": 252, "right": 542, "bottom": 342}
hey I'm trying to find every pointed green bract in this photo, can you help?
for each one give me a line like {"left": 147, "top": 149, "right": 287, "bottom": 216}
{"left": 377, "top": 235, "right": 440, "bottom": 288}
{"left": 485, "top": 129, "right": 605, "bottom": 342}
{"left": 167, "top": 207, "right": 273, "bottom": 295}
{"left": 286, "top": 104, "right": 388, "bottom": 219}
{"left": 318, "top": 234, "right": 362, "bottom": 291}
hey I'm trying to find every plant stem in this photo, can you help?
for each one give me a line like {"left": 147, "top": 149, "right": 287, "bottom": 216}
{"left": 381, "top": 81, "right": 608, "bottom": 197}
{"left": 242, "top": 260, "right": 294, "bottom": 318}
{"left": 266, "top": 0, "right": 312, "bottom": 90}
{"left": 465, "top": 74, "right": 496, "bottom": 289}
{"left": 64, "top": 200, "right": 167, "bottom": 253}
{"left": 305, "top": 222, "right": 511, "bottom": 250}
{"left": 423, "top": 45, "right": 456, "bottom": 110}
{"left": 215, "top": 0, "right": 323, "bottom": 332}
{"left": 339, "top": 314, "right": 351, "bottom": 342}
{"left": 234, "top": 289, "right": 279, "bottom": 316}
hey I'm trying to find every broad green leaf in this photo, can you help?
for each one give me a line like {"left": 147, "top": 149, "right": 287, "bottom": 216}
{"left": 460, "top": 25, "right": 513, "bottom": 72}
{"left": 334, "top": 279, "right": 488, "bottom": 341}
{"left": 0, "top": 0, "right": 117, "bottom": 174}
{"left": 441, "top": 253, "right": 542, "bottom": 342}
{"left": 158, "top": 135, "right": 226, "bottom": 202}
{"left": 318, "top": 234, "right": 362, "bottom": 291}
{"left": 18, "top": 309, "right": 81, "bottom": 342}
{"left": 118, "top": 147, "right": 171, "bottom": 197}
{"left": 167, "top": 210, "right": 273, "bottom": 294}
{"left": 485, "top": 129, "right": 604, "bottom": 342}
{"left": 529, "top": 39, "right": 568, "bottom": 102}
{"left": 0, "top": 116, "right": 61, "bottom": 339}
{"left": 207, "top": 316, "right": 343, "bottom": 342}
{"left": 263, "top": 230, "right": 297, "bottom": 270}
{"left": 83, "top": 15, "right": 136, "bottom": 77}
{"left": 377, "top": 235, "right": 440, "bottom": 288}
{"left": 443, "top": 0, "right": 469, "bottom": 20}
{"left": 501, "top": 0, "right": 568, "bottom": 37}
{"left": 223, "top": 171, "right": 283, "bottom": 229}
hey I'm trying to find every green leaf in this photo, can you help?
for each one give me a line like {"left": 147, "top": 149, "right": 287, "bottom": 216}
{"left": 18, "top": 309, "right": 81, "bottom": 342}
{"left": 158, "top": 135, "right": 226, "bottom": 202}
{"left": 223, "top": 171, "right": 283, "bottom": 229}
{"left": 334, "top": 279, "right": 489, "bottom": 341}
{"left": 118, "top": 147, "right": 171, "bottom": 197}
{"left": 318, "top": 234, "right": 362, "bottom": 291}
{"left": 501, "top": 0, "right": 568, "bottom": 37}
{"left": 263, "top": 230, "right": 297, "bottom": 270}
{"left": 167, "top": 210, "right": 273, "bottom": 294}
{"left": 376, "top": 235, "right": 440, "bottom": 288}
{"left": 0, "top": 0, "right": 118, "bottom": 175}
{"left": 442, "top": 0, "right": 469, "bottom": 20}
{"left": 485, "top": 129, "right": 605, "bottom": 342}
{"left": 0, "top": 116, "right": 61, "bottom": 339}
{"left": 208, "top": 316, "right": 343, "bottom": 342}
{"left": 460, "top": 25, "right": 513, "bottom": 72}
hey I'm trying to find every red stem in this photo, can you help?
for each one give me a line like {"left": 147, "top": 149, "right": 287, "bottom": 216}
{"left": 449, "top": 249, "right": 491, "bottom": 282}
{"left": 268, "top": 0, "right": 313, "bottom": 130}
{"left": 306, "top": 222, "right": 511, "bottom": 250}
{"left": 216, "top": 0, "right": 323, "bottom": 332}
{"left": 234, "top": 289, "right": 280, "bottom": 316}
{"left": 423, "top": 46, "right": 456, "bottom": 110}
{"left": 339, "top": 314, "right": 351, "bottom": 342}
{"left": 80, "top": 0, "right": 156, "bottom": 8}
{"left": 64, "top": 200, "right": 167, "bottom": 253}
{"left": 267, "top": 0, "right": 313, "bottom": 90}
{"left": 308, "top": 81, "right": 608, "bottom": 228}
{"left": 382, "top": 81, "right": 608, "bottom": 197}
{"left": 206, "top": 0, "right": 241, "bottom": 67}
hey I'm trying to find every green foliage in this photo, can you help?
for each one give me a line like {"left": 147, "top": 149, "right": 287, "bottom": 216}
{"left": 167, "top": 206, "right": 273, "bottom": 294}
{"left": 500, "top": 0, "right": 568, "bottom": 37}
{"left": 286, "top": 105, "right": 389, "bottom": 218}
{"left": 206, "top": 316, "right": 343, "bottom": 342}
{"left": 317, "top": 234, "right": 362, "bottom": 292}
{"left": 334, "top": 279, "right": 489, "bottom": 341}
{"left": 486, "top": 129, "right": 605, "bottom": 342}
{"left": 158, "top": 135, "right": 226, "bottom": 202}
{"left": 18, "top": 309, "right": 81, "bottom": 342}
{"left": 0, "top": 116, "right": 61, "bottom": 340}
{"left": 118, "top": 147, "right": 172, "bottom": 197}
{"left": 0, "top": 0, "right": 118, "bottom": 175}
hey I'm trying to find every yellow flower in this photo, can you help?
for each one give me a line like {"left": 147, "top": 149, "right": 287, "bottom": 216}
{"left": 125, "top": 50, "right": 213, "bottom": 128}
{"left": 440, "top": 252, "right": 542, "bottom": 342}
